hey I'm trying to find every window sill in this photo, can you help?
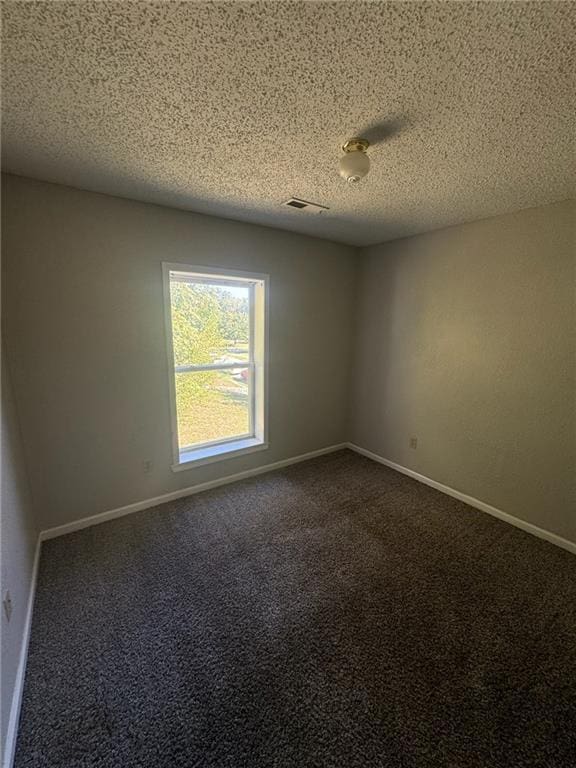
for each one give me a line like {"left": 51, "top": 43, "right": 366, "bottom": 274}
{"left": 172, "top": 437, "right": 268, "bottom": 472}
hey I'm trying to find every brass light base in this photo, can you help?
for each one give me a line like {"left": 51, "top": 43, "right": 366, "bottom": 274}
{"left": 342, "top": 138, "right": 370, "bottom": 153}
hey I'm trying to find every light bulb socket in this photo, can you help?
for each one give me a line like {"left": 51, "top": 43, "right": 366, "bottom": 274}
{"left": 342, "top": 138, "right": 370, "bottom": 153}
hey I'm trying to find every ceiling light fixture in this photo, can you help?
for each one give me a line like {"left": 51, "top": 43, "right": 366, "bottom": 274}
{"left": 339, "top": 138, "right": 370, "bottom": 183}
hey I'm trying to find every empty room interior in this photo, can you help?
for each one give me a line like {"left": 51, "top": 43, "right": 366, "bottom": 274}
{"left": 1, "top": 1, "right": 575, "bottom": 766}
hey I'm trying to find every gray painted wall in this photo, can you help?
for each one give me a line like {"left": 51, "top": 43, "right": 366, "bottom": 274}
{"left": 1, "top": 346, "right": 38, "bottom": 757}
{"left": 350, "top": 200, "right": 576, "bottom": 543}
{"left": 2, "top": 174, "right": 358, "bottom": 530}
{"left": 3, "top": 174, "right": 574, "bottom": 551}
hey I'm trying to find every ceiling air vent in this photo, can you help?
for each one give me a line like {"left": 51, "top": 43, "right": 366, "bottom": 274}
{"left": 281, "top": 198, "right": 329, "bottom": 214}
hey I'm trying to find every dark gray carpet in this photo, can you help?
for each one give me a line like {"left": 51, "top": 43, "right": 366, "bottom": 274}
{"left": 15, "top": 449, "right": 576, "bottom": 767}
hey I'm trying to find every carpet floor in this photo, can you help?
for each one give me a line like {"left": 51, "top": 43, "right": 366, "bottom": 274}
{"left": 15, "top": 449, "right": 576, "bottom": 767}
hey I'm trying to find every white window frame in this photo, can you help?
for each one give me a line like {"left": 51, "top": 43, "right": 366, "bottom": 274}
{"left": 162, "top": 263, "right": 269, "bottom": 471}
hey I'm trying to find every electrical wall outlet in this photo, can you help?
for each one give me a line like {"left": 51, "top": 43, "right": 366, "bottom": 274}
{"left": 3, "top": 590, "right": 13, "bottom": 622}
{"left": 143, "top": 460, "right": 153, "bottom": 474}
{"left": 409, "top": 437, "right": 418, "bottom": 450}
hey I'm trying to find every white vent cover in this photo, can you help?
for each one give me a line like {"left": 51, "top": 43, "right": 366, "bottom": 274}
{"left": 281, "top": 198, "right": 329, "bottom": 214}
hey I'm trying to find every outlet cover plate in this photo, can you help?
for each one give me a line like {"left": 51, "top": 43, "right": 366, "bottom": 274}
{"left": 3, "top": 590, "right": 13, "bottom": 622}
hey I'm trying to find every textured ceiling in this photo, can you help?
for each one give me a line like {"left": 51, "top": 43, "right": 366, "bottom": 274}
{"left": 2, "top": 1, "right": 574, "bottom": 246}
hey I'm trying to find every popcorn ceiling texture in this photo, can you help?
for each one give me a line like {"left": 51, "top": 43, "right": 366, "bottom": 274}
{"left": 2, "top": 1, "right": 574, "bottom": 246}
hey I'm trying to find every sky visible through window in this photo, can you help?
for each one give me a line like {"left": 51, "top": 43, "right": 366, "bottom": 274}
{"left": 221, "top": 285, "right": 247, "bottom": 299}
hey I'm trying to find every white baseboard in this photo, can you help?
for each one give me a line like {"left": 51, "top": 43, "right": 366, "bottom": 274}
{"left": 40, "top": 443, "right": 348, "bottom": 541}
{"left": 40, "top": 441, "right": 576, "bottom": 555}
{"left": 3, "top": 534, "right": 41, "bottom": 768}
{"left": 347, "top": 443, "right": 576, "bottom": 556}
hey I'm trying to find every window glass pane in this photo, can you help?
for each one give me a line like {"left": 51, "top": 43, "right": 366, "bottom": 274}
{"left": 170, "top": 280, "right": 250, "bottom": 366}
{"left": 175, "top": 368, "right": 251, "bottom": 450}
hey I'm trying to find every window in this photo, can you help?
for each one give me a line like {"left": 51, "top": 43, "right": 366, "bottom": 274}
{"left": 163, "top": 264, "right": 268, "bottom": 469}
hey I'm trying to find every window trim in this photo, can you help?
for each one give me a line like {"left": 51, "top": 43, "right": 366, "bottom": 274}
{"left": 162, "top": 263, "right": 269, "bottom": 471}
